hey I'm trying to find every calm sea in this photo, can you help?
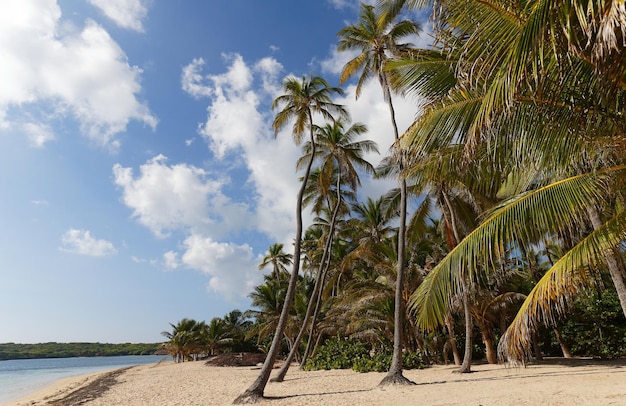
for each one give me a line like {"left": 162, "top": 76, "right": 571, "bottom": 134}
{"left": 0, "top": 354, "right": 167, "bottom": 404}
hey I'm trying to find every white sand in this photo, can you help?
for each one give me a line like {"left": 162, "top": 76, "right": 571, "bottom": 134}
{"left": 7, "top": 358, "right": 626, "bottom": 405}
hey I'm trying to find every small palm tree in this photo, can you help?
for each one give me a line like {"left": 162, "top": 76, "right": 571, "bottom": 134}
{"left": 258, "top": 243, "right": 293, "bottom": 280}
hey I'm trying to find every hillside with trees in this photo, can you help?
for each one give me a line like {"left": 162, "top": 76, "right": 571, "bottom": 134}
{"left": 0, "top": 342, "right": 161, "bottom": 360}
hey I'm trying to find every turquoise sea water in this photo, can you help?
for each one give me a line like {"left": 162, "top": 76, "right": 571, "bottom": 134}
{"left": 0, "top": 354, "right": 167, "bottom": 404}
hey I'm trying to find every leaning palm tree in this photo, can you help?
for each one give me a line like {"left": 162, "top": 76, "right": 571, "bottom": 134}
{"left": 338, "top": 2, "right": 420, "bottom": 385}
{"left": 272, "top": 120, "right": 378, "bottom": 382}
{"left": 234, "top": 75, "right": 347, "bottom": 404}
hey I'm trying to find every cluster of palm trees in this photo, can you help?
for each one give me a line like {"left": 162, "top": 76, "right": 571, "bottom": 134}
{"left": 161, "top": 312, "right": 253, "bottom": 363}
{"left": 231, "top": 0, "right": 626, "bottom": 403}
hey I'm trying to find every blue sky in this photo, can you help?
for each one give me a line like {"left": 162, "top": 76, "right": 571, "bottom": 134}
{"left": 0, "top": 0, "right": 430, "bottom": 343}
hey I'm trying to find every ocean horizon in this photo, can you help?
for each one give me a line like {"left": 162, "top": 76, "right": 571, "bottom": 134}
{"left": 0, "top": 354, "right": 168, "bottom": 404}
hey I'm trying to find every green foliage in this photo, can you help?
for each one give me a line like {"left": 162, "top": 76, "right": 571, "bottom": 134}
{"left": 558, "top": 288, "right": 626, "bottom": 359}
{"left": 303, "top": 337, "right": 425, "bottom": 373}
{"left": 0, "top": 342, "right": 160, "bottom": 360}
{"left": 304, "top": 337, "right": 369, "bottom": 370}
{"left": 352, "top": 348, "right": 425, "bottom": 373}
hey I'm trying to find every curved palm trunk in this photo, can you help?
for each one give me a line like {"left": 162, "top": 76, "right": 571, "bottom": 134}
{"left": 553, "top": 327, "right": 572, "bottom": 358}
{"left": 301, "top": 265, "right": 328, "bottom": 367}
{"left": 233, "top": 126, "right": 316, "bottom": 404}
{"left": 380, "top": 81, "right": 413, "bottom": 386}
{"left": 541, "top": 247, "right": 573, "bottom": 358}
{"left": 587, "top": 206, "right": 626, "bottom": 317}
{"left": 442, "top": 189, "right": 473, "bottom": 373}
{"left": 445, "top": 312, "right": 462, "bottom": 366}
{"left": 478, "top": 320, "right": 497, "bottom": 364}
{"left": 272, "top": 175, "right": 342, "bottom": 382}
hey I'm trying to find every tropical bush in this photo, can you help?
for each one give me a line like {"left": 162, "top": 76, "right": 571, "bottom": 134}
{"left": 558, "top": 288, "right": 626, "bottom": 359}
{"left": 304, "top": 337, "right": 425, "bottom": 372}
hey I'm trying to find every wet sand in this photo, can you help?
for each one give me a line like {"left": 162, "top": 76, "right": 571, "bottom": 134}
{"left": 7, "top": 358, "right": 626, "bottom": 405}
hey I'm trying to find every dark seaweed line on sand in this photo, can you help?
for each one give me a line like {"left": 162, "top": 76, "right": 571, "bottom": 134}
{"left": 47, "top": 366, "right": 132, "bottom": 405}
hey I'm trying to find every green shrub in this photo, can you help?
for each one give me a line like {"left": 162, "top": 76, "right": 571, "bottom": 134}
{"left": 304, "top": 337, "right": 369, "bottom": 370}
{"left": 304, "top": 337, "right": 425, "bottom": 373}
{"left": 559, "top": 288, "right": 626, "bottom": 359}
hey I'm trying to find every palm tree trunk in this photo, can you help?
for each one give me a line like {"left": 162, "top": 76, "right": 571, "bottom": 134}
{"left": 233, "top": 124, "right": 316, "bottom": 404}
{"left": 445, "top": 313, "right": 462, "bottom": 366}
{"left": 272, "top": 175, "right": 342, "bottom": 382}
{"left": 532, "top": 332, "right": 543, "bottom": 361}
{"left": 553, "top": 327, "right": 572, "bottom": 358}
{"left": 380, "top": 82, "right": 413, "bottom": 386}
{"left": 479, "top": 321, "right": 497, "bottom": 364}
{"left": 458, "top": 289, "right": 473, "bottom": 373}
{"left": 587, "top": 206, "right": 626, "bottom": 317}
{"left": 441, "top": 189, "right": 473, "bottom": 373}
{"left": 301, "top": 258, "right": 329, "bottom": 368}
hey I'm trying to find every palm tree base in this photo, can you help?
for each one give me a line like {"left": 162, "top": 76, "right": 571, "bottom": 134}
{"left": 453, "top": 366, "right": 472, "bottom": 374}
{"left": 232, "top": 389, "right": 264, "bottom": 404}
{"left": 378, "top": 372, "right": 415, "bottom": 386}
{"left": 269, "top": 375, "right": 284, "bottom": 383}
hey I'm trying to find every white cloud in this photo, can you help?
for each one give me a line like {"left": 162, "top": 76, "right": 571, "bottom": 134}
{"left": 181, "top": 58, "right": 213, "bottom": 99}
{"left": 0, "top": 0, "right": 157, "bottom": 149}
{"left": 163, "top": 250, "right": 179, "bottom": 270}
{"left": 327, "top": 0, "right": 374, "bottom": 10}
{"left": 60, "top": 228, "right": 117, "bottom": 256}
{"left": 178, "top": 234, "right": 262, "bottom": 301}
{"left": 88, "top": 0, "right": 148, "bottom": 32}
{"left": 113, "top": 154, "right": 254, "bottom": 239}
{"left": 320, "top": 47, "right": 358, "bottom": 77}
{"left": 23, "top": 122, "right": 55, "bottom": 148}
{"left": 183, "top": 53, "right": 307, "bottom": 244}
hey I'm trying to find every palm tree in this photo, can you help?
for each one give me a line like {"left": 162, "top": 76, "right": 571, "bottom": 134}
{"left": 234, "top": 76, "right": 347, "bottom": 403}
{"left": 258, "top": 243, "right": 293, "bottom": 280}
{"left": 388, "top": 0, "right": 626, "bottom": 365}
{"left": 338, "top": 2, "right": 420, "bottom": 386}
{"left": 246, "top": 274, "right": 289, "bottom": 348}
{"left": 272, "top": 120, "right": 378, "bottom": 381}
{"left": 161, "top": 318, "right": 207, "bottom": 362}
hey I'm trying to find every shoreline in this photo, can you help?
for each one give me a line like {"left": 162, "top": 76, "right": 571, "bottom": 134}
{"left": 6, "top": 358, "right": 626, "bottom": 405}
{"left": 0, "top": 355, "right": 166, "bottom": 405}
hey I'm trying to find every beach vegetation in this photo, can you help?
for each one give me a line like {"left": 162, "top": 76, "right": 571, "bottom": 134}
{"left": 303, "top": 336, "right": 425, "bottom": 372}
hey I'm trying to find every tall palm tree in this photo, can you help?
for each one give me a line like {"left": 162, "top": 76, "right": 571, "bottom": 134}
{"left": 338, "top": 2, "right": 420, "bottom": 385}
{"left": 234, "top": 76, "right": 347, "bottom": 404}
{"left": 258, "top": 243, "right": 293, "bottom": 280}
{"left": 272, "top": 120, "right": 378, "bottom": 381}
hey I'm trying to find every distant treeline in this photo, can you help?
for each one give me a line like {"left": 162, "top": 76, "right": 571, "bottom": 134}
{"left": 0, "top": 342, "right": 162, "bottom": 360}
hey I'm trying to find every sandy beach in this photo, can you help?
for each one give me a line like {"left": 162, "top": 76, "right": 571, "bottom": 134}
{"left": 6, "top": 358, "right": 626, "bottom": 405}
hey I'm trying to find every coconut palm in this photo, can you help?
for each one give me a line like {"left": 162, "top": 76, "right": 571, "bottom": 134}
{"left": 258, "top": 243, "right": 293, "bottom": 280}
{"left": 272, "top": 120, "right": 378, "bottom": 381}
{"left": 338, "top": 2, "right": 420, "bottom": 385}
{"left": 234, "top": 76, "right": 347, "bottom": 403}
{"left": 161, "top": 318, "right": 207, "bottom": 362}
